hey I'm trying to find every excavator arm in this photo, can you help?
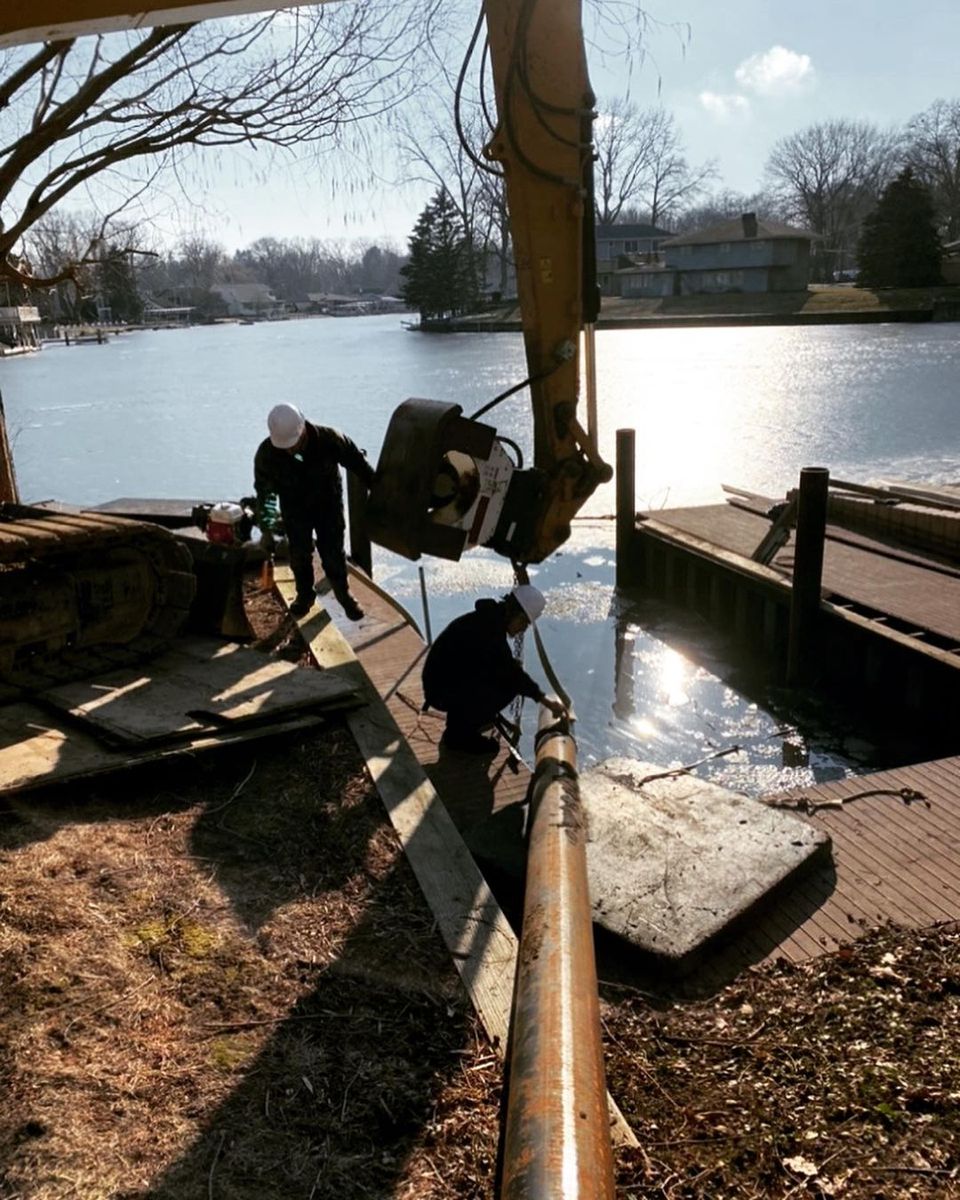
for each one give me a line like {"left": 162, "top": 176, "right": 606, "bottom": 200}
{"left": 368, "top": 0, "right": 612, "bottom": 564}
{"left": 0, "top": 0, "right": 611, "bottom": 565}
{"left": 480, "top": 0, "right": 611, "bottom": 557}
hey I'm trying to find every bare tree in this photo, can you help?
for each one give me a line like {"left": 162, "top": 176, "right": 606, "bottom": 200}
{"left": 594, "top": 100, "right": 712, "bottom": 227}
{"left": 644, "top": 113, "right": 715, "bottom": 227}
{"left": 176, "top": 235, "right": 227, "bottom": 292}
{"left": 904, "top": 99, "right": 960, "bottom": 241}
{"left": 593, "top": 98, "right": 659, "bottom": 224}
{"left": 23, "top": 209, "right": 153, "bottom": 319}
{"left": 766, "top": 119, "right": 901, "bottom": 279}
{"left": 397, "top": 103, "right": 510, "bottom": 297}
{"left": 671, "top": 188, "right": 789, "bottom": 234}
{"left": 0, "top": 3, "right": 440, "bottom": 286}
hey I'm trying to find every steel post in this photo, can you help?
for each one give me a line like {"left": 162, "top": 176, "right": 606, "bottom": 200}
{"left": 500, "top": 704, "right": 615, "bottom": 1200}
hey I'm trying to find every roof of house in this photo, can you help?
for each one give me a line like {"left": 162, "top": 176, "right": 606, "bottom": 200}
{"left": 596, "top": 222, "right": 674, "bottom": 240}
{"left": 211, "top": 283, "right": 275, "bottom": 301}
{"left": 663, "top": 216, "right": 817, "bottom": 247}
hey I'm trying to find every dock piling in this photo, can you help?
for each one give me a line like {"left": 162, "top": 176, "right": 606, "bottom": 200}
{"left": 787, "top": 466, "right": 829, "bottom": 683}
{"left": 616, "top": 429, "right": 636, "bottom": 586}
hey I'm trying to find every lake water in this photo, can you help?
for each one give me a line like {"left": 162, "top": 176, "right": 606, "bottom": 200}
{"left": 3, "top": 316, "right": 959, "bottom": 790}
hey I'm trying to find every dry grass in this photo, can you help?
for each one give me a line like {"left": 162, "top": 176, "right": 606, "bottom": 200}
{"left": 0, "top": 583, "right": 499, "bottom": 1200}
{"left": 1, "top": 580, "right": 958, "bottom": 1198}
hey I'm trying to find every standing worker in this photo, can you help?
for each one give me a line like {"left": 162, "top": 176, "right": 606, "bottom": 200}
{"left": 254, "top": 403, "right": 375, "bottom": 621}
{"left": 422, "top": 584, "right": 566, "bottom": 754}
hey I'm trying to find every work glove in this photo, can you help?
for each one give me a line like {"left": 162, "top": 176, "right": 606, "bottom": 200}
{"left": 256, "top": 491, "right": 282, "bottom": 534}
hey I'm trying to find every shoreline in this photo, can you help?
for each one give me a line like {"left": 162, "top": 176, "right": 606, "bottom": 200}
{"left": 414, "top": 283, "right": 960, "bottom": 333}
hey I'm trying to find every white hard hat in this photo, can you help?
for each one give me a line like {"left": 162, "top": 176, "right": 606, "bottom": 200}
{"left": 267, "top": 403, "right": 306, "bottom": 449}
{"left": 512, "top": 584, "right": 545, "bottom": 623}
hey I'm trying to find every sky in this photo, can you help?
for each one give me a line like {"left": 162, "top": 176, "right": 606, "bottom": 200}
{"left": 169, "top": 0, "right": 960, "bottom": 252}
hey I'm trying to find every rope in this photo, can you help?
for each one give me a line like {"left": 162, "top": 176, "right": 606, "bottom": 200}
{"left": 767, "top": 786, "right": 929, "bottom": 816}
{"left": 511, "top": 562, "right": 574, "bottom": 714}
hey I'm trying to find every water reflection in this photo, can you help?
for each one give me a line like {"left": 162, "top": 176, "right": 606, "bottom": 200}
{"left": 381, "top": 525, "right": 875, "bottom": 798}
{"left": 606, "top": 581, "right": 909, "bottom": 797}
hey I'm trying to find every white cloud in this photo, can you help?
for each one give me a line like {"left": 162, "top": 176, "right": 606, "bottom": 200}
{"left": 734, "top": 46, "right": 815, "bottom": 96}
{"left": 699, "top": 91, "right": 751, "bottom": 120}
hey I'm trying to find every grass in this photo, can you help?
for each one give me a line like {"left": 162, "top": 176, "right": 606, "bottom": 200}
{"left": 459, "top": 283, "right": 960, "bottom": 328}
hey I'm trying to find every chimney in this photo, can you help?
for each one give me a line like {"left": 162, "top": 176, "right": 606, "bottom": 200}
{"left": 741, "top": 212, "right": 758, "bottom": 238}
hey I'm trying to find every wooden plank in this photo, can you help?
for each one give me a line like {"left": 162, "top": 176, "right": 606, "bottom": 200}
{"left": 645, "top": 504, "right": 960, "bottom": 649}
{"left": 275, "top": 565, "right": 638, "bottom": 1149}
{"left": 39, "top": 636, "right": 359, "bottom": 745}
{"left": 0, "top": 702, "right": 326, "bottom": 796}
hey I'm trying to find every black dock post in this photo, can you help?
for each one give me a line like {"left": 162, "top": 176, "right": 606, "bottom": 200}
{"left": 616, "top": 428, "right": 636, "bottom": 587}
{"left": 347, "top": 472, "right": 373, "bottom": 578}
{"left": 787, "top": 467, "right": 829, "bottom": 683}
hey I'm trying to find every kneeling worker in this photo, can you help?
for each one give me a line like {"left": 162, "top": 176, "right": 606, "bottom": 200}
{"left": 422, "top": 584, "right": 566, "bottom": 754}
{"left": 254, "top": 403, "right": 375, "bottom": 620}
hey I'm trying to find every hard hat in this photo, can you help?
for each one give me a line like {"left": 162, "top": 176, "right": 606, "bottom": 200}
{"left": 512, "top": 584, "right": 545, "bottom": 623}
{"left": 267, "top": 403, "right": 306, "bottom": 449}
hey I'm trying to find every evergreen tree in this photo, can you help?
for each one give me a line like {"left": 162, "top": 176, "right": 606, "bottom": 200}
{"left": 400, "top": 189, "right": 480, "bottom": 321}
{"left": 857, "top": 168, "right": 943, "bottom": 288}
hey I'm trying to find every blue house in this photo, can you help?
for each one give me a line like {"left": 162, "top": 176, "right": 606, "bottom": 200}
{"left": 596, "top": 222, "right": 674, "bottom": 295}
{"left": 618, "top": 213, "right": 816, "bottom": 297}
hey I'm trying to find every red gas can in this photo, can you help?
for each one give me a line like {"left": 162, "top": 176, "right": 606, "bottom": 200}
{"left": 206, "top": 502, "right": 244, "bottom": 546}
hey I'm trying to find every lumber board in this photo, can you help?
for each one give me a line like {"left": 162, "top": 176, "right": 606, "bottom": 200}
{"left": 274, "top": 565, "right": 638, "bottom": 1149}
{"left": 39, "top": 635, "right": 359, "bottom": 745}
{"left": 0, "top": 702, "right": 326, "bottom": 796}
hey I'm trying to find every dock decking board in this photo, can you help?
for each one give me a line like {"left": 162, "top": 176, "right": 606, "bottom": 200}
{"left": 646, "top": 503, "right": 960, "bottom": 644}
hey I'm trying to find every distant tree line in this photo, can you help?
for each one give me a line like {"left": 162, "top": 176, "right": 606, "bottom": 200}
{"left": 18, "top": 214, "right": 407, "bottom": 323}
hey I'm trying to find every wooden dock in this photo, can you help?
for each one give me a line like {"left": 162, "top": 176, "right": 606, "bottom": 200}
{"left": 323, "top": 568, "right": 960, "bottom": 991}
{"left": 622, "top": 498, "right": 960, "bottom": 743}
{"left": 647, "top": 501, "right": 960, "bottom": 645}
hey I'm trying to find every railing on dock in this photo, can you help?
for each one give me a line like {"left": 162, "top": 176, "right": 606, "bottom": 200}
{"left": 500, "top": 703, "right": 615, "bottom": 1199}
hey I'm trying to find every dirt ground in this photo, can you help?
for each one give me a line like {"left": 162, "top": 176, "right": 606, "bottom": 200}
{"left": 1, "top": 580, "right": 958, "bottom": 1199}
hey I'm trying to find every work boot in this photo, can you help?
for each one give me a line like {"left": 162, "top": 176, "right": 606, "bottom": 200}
{"left": 330, "top": 579, "right": 364, "bottom": 622}
{"left": 289, "top": 595, "right": 314, "bottom": 618}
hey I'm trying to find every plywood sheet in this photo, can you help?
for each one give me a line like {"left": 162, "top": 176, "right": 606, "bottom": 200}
{"left": 581, "top": 757, "right": 831, "bottom": 973}
{"left": 38, "top": 636, "right": 359, "bottom": 745}
{"left": 0, "top": 702, "right": 326, "bottom": 796}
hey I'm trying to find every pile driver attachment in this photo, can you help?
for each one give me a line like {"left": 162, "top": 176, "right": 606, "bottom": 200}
{"left": 366, "top": 398, "right": 545, "bottom": 563}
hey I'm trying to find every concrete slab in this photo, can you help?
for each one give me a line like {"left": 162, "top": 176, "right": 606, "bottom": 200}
{"left": 581, "top": 758, "right": 831, "bottom": 974}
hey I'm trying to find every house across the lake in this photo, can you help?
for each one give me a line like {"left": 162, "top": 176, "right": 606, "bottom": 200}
{"left": 210, "top": 282, "right": 279, "bottom": 318}
{"left": 618, "top": 213, "right": 817, "bottom": 298}
{"left": 596, "top": 222, "right": 674, "bottom": 295}
{"left": 0, "top": 305, "right": 41, "bottom": 353}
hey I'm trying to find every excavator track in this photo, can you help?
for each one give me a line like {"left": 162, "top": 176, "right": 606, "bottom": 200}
{"left": 0, "top": 504, "right": 196, "bottom": 694}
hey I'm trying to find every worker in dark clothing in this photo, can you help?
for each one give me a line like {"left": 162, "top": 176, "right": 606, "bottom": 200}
{"left": 254, "top": 402, "right": 375, "bottom": 621}
{"left": 422, "top": 584, "right": 566, "bottom": 754}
